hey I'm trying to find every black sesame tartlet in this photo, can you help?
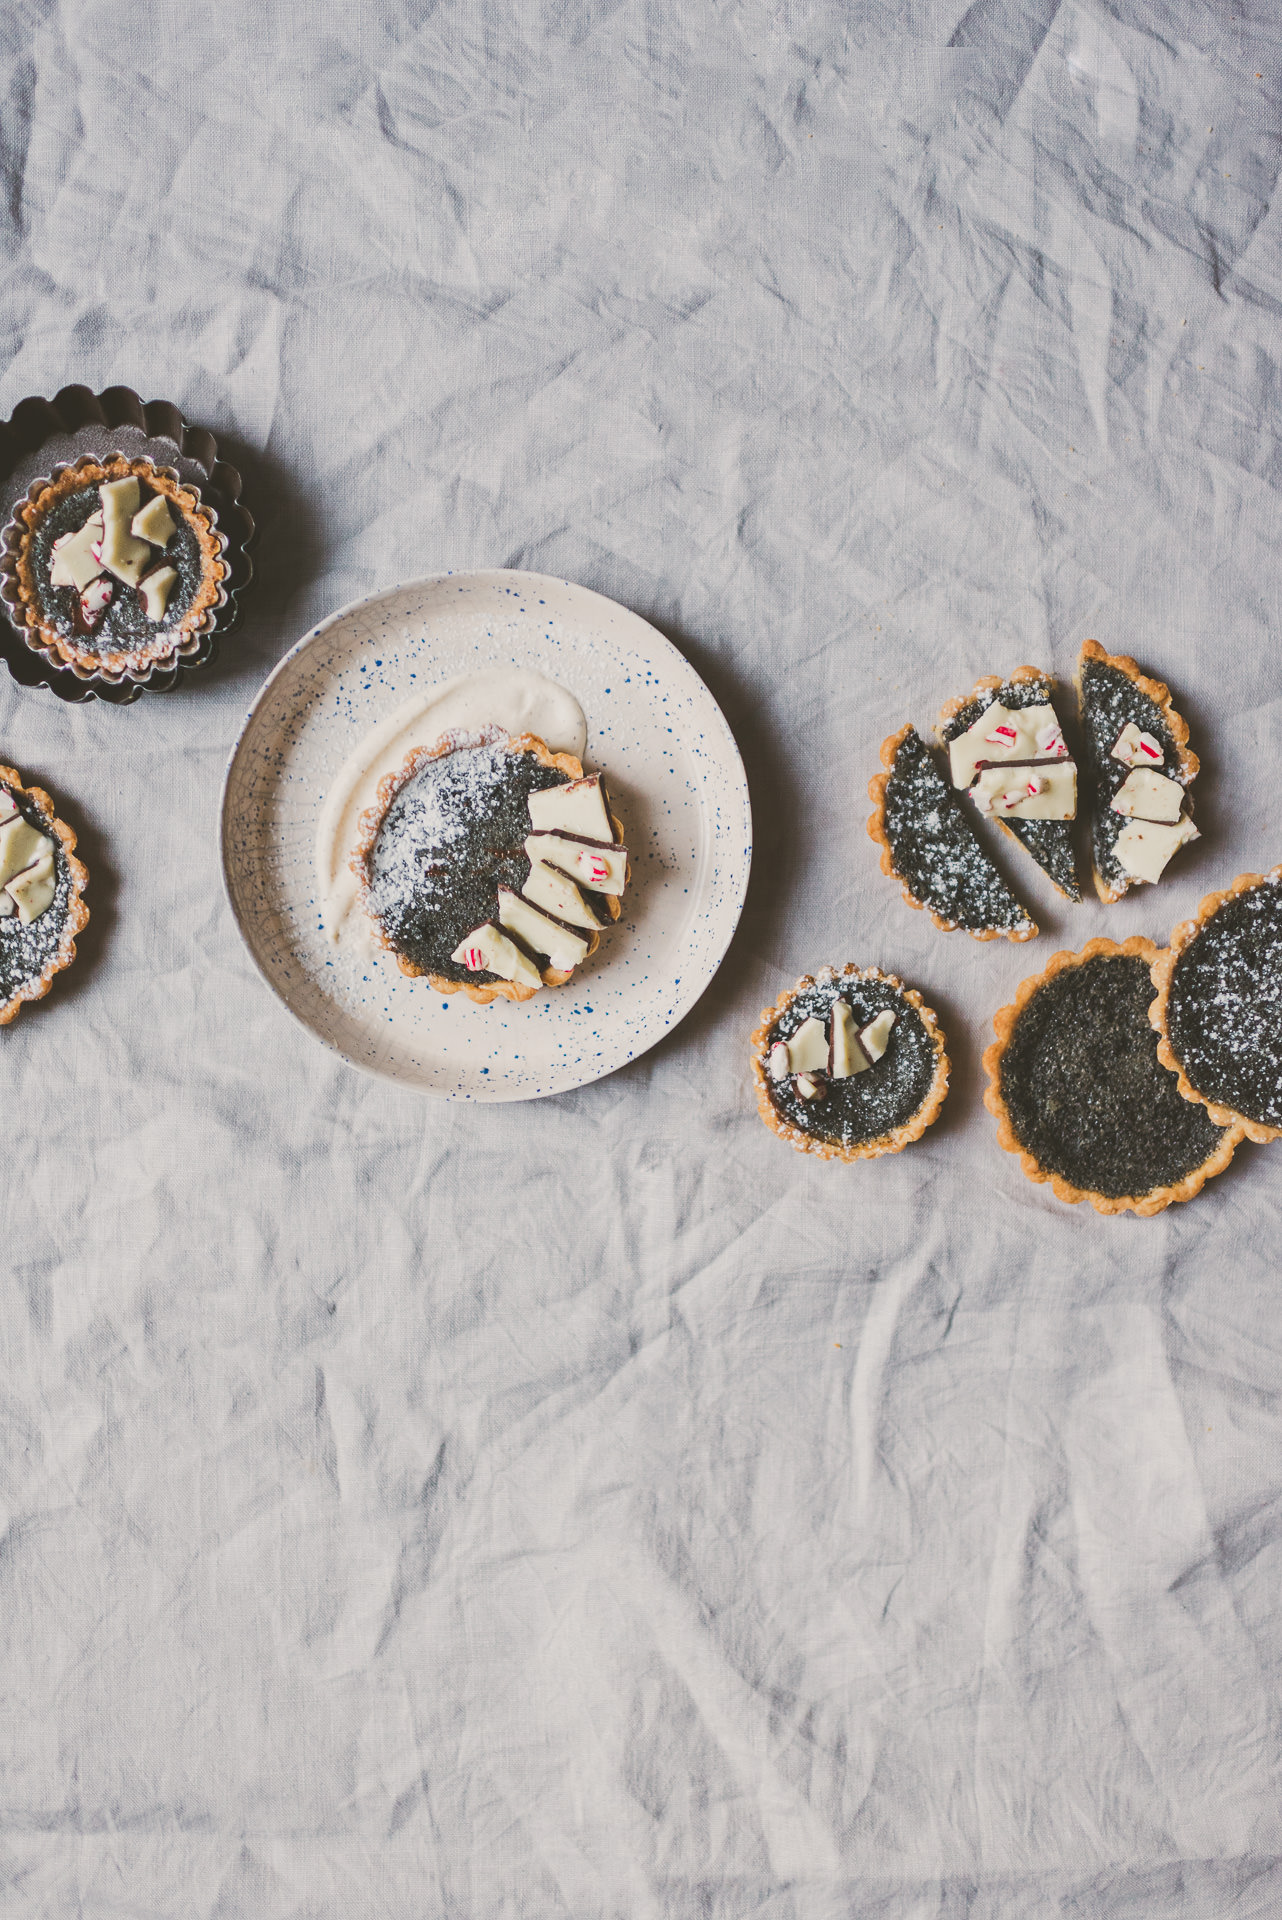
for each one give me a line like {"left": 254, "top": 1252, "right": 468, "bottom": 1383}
{"left": 868, "top": 723, "right": 1037, "bottom": 941}
{"left": 751, "top": 965, "right": 949, "bottom": 1161}
{"left": 0, "top": 764, "right": 89, "bottom": 1024}
{"left": 936, "top": 666, "right": 1081, "bottom": 902}
{"left": 1077, "top": 640, "right": 1199, "bottom": 903}
{"left": 354, "top": 726, "right": 628, "bottom": 1005}
{"left": 2, "top": 455, "right": 226, "bottom": 680}
{"left": 984, "top": 937, "right": 1242, "bottom": 1216}
{"left": 0, "top": 385, "right": 254, "bottom": 703}
{"left": 1150, "top": 868, "right": 1282, "bottom": 1145}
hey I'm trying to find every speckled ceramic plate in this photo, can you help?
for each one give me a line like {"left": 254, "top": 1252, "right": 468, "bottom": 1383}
{"left": 220, "top": 570, "right": 752, "bottom": 1099}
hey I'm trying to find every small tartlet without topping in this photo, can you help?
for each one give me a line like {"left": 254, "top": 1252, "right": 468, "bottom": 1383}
{"left": 984, "top": 936, "right": 1242, "bottom": 1217}
{"left": 0, "top": 765, "right": 89, "bottom": 1026}
{"left": 751, "top": 964, "right": 950, "bottom": 1162}
{"left": 1150, "top": 867, "right": 1282, "bottom": 1145}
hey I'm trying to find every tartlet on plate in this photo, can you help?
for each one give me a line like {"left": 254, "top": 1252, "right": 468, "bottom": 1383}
{"left": 355, "top": 726, "right": 627, "bottom": 1005}
{"left": 868, "top": 722, "right": 1037, "bottom": 941}
{"left": 0, "top": 764, "right": 89, "bottom": 1024}
{"left": 1076, "top": 640, "right": 1199, "bottom": 902}
{"left": 936, "top": 665, "right": 1080, "bottom": 902}
{"left": 751, "top": 964, "right": 949, "bottom": 1160}
{"left": 984, "top": 936, "right": 1241, "bottom": 1216}
{"left": 4, "top": 455, "right": 226, "bottom": 678}
{"left": 1150, "top": 867, "right": 1282, "bottom": 1144}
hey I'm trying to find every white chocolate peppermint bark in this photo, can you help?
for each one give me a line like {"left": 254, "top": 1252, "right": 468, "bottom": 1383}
{"left": 7, "top": 850, "right": 56, "bottom": 923}
{"left": 947, "top": 700, "right": 1068, "bottom": 791}
{"left": 450, "top": 921, "right": 543, "bottom": 990}
{"left": 497, "top": 887, "right": 590, "bottom": 971}
{"left": 1111, "top": 722, "right": 1164, "bottom": 769}
{"left": 971, "top": 761, "right": 1077, "bottom": 820}
{"left": 524, "top": 831, "right": 627, "bottom": 895}
{"left": 1114, "top": 815, "right": 1199, "bottom": 885}
{"left": 49, "top": 513, "right": 105, "bottom": 592}
{"left": 786, "top": 1017, "right": 830, "bottom": 1074}
{"left": 138, "top": 565, "right": 179, "bottom": 623}
{"left": 527, "top": 774, "right": 614, "bottom": 842}
{"left": 1110, "top": 768, "right": 1184, "bottom": 823}
{"left": 0, "top": 816, "right": 53, "bottom": 890}
{"left": 858, "top": 1009, "right": 896, "bottom": 1062}
{"left": 131, "top": 493, "right": 177, "bottom": 548}
{"left": 96, "top": 477, "right": 152, "bottom": 587}
{"left": 828, "top": 1001, "right": 870, "bottom": 1077}
{"left": 522, "top": 858, "right": 605, "bottom": 930}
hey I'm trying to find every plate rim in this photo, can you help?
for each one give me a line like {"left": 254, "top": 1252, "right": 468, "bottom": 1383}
{"left": 219, "top": 567, "right": 753, "bottom": 1100}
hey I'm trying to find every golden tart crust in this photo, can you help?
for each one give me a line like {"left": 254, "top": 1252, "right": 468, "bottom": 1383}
{"left": 1076, "top": 639, "right": 1199, "bottom": 905}
{"left": 984, "top": 936, "right": 1242, "bottom": 1216}
{"left": 12, "top": 456, "right": 225, "bottom": 676}
{"left": 1150, "top": 867, "right": 1282, "bottom": 1145}
{"left": 0, "top": 765, "right": 89, "bottom": 1026}
{"left": 751, "top": 964, "right": 950, "bottom": 1162}
{"left": 868, "top": 722, "right": 1038, "bottom": 943}
{"left": 354, "top": 729, "right": 625, "bottom": 1006}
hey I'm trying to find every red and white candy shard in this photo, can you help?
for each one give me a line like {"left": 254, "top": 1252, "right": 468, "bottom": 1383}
{"left": 985, "top": 724, "right": 1018, "bottom": 747}
{"left": 768, "top": 1041, "right": 791, "bottom": 1081}
{"left": 1111, "top": 722, "right": 1164, "bottom": 768}
{"left": 794, "top": 1073, "right": 824, "bottom": 1101}
{"left": 1035, "top": 720, "right": 1068, "bottom": 756}
{"left": 80, "top": 577, "right": 114, "bottom": 624}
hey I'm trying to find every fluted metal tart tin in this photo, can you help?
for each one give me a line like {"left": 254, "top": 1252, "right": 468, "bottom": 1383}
{"left": 0, "top": 384, "right": 255, "bottom": 704}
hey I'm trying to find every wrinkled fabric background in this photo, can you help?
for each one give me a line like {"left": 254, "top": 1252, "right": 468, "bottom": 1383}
{"left": 2, "top": 1, "right": 1281, "bottom": 1914}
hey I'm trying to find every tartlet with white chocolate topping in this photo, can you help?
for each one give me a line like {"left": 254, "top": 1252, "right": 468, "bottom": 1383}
{"left": 354, "top": 726, "right": 628, "bottom": 1004}
{"left": 984, "top": 937, "right": 1241, "bottom": 1216}
{"left": 936, "top": 666, "right": 1081, "bottom": 902}
{"left": 1076, "top": 640, "right": 1199, "bottom": 903}
{"left": 2, "top": 455, "right": 227, "bottom": 679}
{"left": 0, "top": 765, "right": 89, "bottom": 1024}
{"left": 751, "top": 965, "right": 949, "bottom": 1161}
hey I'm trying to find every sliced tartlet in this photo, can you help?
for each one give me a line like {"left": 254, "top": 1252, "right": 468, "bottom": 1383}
{"left": 1076, "top": 640, "right": 1199, "bottom": 903}
{"left": 936, "top": 665, "right": 1080, "bottom": 902}
{"left": 354, "top": 726, "right": 627, "bottom": 1005}
{"left": 868, "top": 723, "right": 1036, "bottom": 941}
{"left": 0, "top": 765, "right": 89, "bottom": 1024}
{"left": 1150, "top": 867, "right": 1282, "bottom": 1144}
{"left": 984, "top": 937, "right": 1241, "bottom": 1216}
{"left": 3, "top": 454, "right": 227, "bottom": 679}
{"left": 751, "top": 964, "right": 949, "bottom": 1161}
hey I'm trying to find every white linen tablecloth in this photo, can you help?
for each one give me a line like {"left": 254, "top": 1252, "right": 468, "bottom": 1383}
{"left": 3, "top": 2, "right": 1281, "bottom": 1913}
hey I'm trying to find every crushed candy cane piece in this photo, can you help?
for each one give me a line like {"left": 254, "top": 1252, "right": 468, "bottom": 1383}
{"left": 1112, "top": 722, "right": 1164, "bottom": 769}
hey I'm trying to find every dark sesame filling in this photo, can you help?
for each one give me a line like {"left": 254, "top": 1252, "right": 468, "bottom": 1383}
{"left": 366, "top": 740, "right": 603, "bottom": 986}
{"left": 27, "top": 481, "right": 207, "bottom": 657}
{"left": 765, "top": 977, "right": 939, "bottom": 1146}
{"left": 999, "top": 954, "right": 1228, "bottom": 1199}
{"left": 1166, "top": 880, "right": 1282, "bottom": 1129}
{"left": 883, "top": 728, "right": 1032, "bottom": 934}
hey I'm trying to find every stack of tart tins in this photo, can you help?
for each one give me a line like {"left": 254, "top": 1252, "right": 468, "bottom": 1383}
{"left": 0, "top": 385, "right": 255, "bottom": 704}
